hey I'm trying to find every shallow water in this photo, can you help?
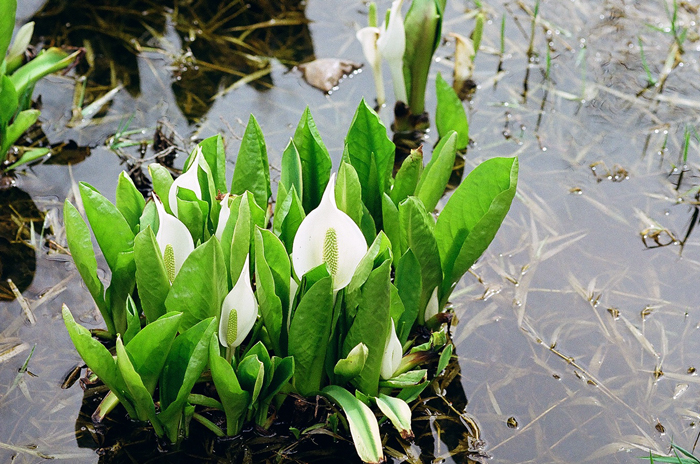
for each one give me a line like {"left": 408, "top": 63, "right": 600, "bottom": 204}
{"left": 2, "top": 0, "right": 700, "bottom": 463}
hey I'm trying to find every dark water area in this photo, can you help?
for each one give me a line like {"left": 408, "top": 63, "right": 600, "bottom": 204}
{"left": 2, "top": 0, "right": 700, "bottom": 463}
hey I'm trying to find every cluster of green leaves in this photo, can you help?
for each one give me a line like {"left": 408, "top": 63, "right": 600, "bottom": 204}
{"left": 647, "top": 444, "right": 700, "bottom": 464}
{"left": 0, "top": 0, "right": 79, "bottom": 170}
{"left": 64, "top": 99, "right": 516, "bottom": 462}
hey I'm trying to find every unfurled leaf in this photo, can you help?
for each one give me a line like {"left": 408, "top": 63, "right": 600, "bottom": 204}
{"left": 415, "top": 131, "right": 457, "bottom": 212}
{"left": 390, "top": 147, "right": 423, "bottom": 206}
{"left": 293, "top": 107, "right": 332, "bottom": 213}
{"left": 435, "top": 73, "right": 469, "bottom": 150}
{"left": 116, "top": 172, "right": 145, "bottom": 234}
{"left": 376, "top": 394, "right": 413, "bottom": 439}
{"left": 134, "top": 226, "right": 170, "bottom": 323}
{"left": 231, "top": 115, "right": 271, "bottom": 209}
{"left": 208, "top": 334, "right": 249, "bottom": 436}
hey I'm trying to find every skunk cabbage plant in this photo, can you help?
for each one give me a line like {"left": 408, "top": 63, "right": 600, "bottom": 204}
{"left": 62, "top": 99, "right": 517, "bottom": 462}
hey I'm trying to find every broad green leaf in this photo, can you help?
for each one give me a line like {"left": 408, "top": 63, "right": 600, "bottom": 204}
{"left": 346, "top": 231, "right": 392, "bottom": 302}
{"left": 390, "top": 147, "right": 423, "bottom": 206}
{"left": 122, "top": 295, "right": 141, "bottom": 345}
{"left": 159, "top": 317, "right": 217, "bottom": 442}
{"left": 5, "top": 147, "right": 50, "bottom": 170}
{"left": 237, "top": 355, "right": 264, "bottom": 405}
{"left": 139, "top": 200, "right": 157, "bottom": 232}
{"left": 293, "top": 107, "right": 331, "bottom": 212}
{"left": 256, "top": 355, "right": 294, "bottom": 426}
{"left": 208, "top": 334, "right": 249, "bottom": 436}
{"left": 197, "top": 135, "right": 227, "bottom": 194}
{"left": 243, "top": 341, "right": 272, "bottom": 391}
{"left": 254, "top": 228, "right": 289, "bottom": 354}
{"left": 63, "top": 200, "right": 111, "bottom": 333}
{"left": 272, "top": 185, "right": 305, "bottom": 253}
{"left": 116, "top": 172, "right": 145, "bottom": 234}
{"left": 437, "top": 344, "right": 453, "bottom": 374}
{"left": 148, "top": 163, "right": 174, "bottom": 214}
{"left": 398, "top": 197, "right": 441, "bottom": 319}
{"left": 288, "top": 275, "right": 333, "bottom": 396}
{"left": 280, "top": 138, "right": 303, "bottom": 201}
{"left": 231, "top": 114, "right": 271, "bottom": 209}
{"left": 333, "top": 342, "right": 368, "bottom": 385}
{"left": 79, "top": 182, "right": 135, "bottom": 273}
{"left": 2, "top": 109, "right": 39, "bottom": 154}
{"left": 228, "top": 193, "right": 252, "bottom": 287}
{"left": 435, "top": 157, "right": 518, "bottom": 300}
{"left": 134, "top": 226, "right": 170, "bottom": 323}
{"left": 125, "top": 311, "right": 182, "bottom": 394}
{"left": 335, "top": 160, "right": 363, "bottom": 227}
{"left": 165, "top": 236, "right": 228, "bottom": 332}
{"left": 321, "top": 385, "right": 383, "bottom": 464}
{"left": 116, "top": 337, "right": 161, "bottom": 432}
{"left": 62, "top": 305, "right": 137, "bottom": 418}
{"left": 175, "top": 188, "right": 208, "bottom": 244}
{"left": 10, "top": 48, "right": 79, "bottom": 97}
{"left": 0, "top": 0, "right": 17, "bottom": 61}
{"left": 344, "top": 99, "right": 395, "bottom": 227}
{"left": 381, "top": 193, "right": 399, "bottom": 258}
{"left": 403, "top": 0, "right": 443, "bottom": 114}
{"left": 342, "top": 259, "right": 391, "bottom": 396}
{"left": 6, "top": 21, "right": 34, "bottom": 74}
{"left": 415, "top": 131, "right": 458, "bottom": 212}
{"left": 394, "top": 249, "right": 422, "bottom": 344}
{"left": 376, "top": 394, "right": 413, "bottom": 439}
{"left": 0, "top": 75, "right": 18, "bottom": 127}
{"left": 389, "top": 284, "right": 405, "bottom": 325}
{"left": 435, "top": 73, "right": 469, "bottom": 150}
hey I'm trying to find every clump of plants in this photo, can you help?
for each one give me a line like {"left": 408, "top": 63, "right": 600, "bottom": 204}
{"left": 0, "top": 0, "right": 80, "bottom": 171}
{"left": 63, "top": 98, "right": 517, "bottom": 462}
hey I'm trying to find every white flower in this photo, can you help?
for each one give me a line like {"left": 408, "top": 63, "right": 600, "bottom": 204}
{"left": 292, "top": 174, "right": 367, "bottom": 291}
{"left": 169, "top": 147, "right": 205, "bottom": 217}
{"left": 376, "top": 0, "right": 407, "bottom": 103}
{"left": 219, "top": 256, "right": 258, "bottom": 349}
{"left": 356, "top": 26, "right": 386, "bottom": 106}
{"left": 153, "top": 194, "right": 195, "bottom": 283}
{"left": 215, "top": 193, "right": 231, "bottom": 241}
{"left": 380, "top": 321, "right": 403, "bottom": 380}
{"left": 423, "top": 287, "right": 440, "bottom": 322}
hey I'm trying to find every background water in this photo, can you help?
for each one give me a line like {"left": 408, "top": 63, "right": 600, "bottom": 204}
{"left": 1, "top": 0, "right": 700, "bottom": 462}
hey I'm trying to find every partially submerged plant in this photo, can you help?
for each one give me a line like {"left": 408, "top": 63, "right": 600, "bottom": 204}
{"left": 0, "top": 0, "right": 80, "bottom": 171}
{"left": 62, "top": 100, "right": 517, "bottom": 462}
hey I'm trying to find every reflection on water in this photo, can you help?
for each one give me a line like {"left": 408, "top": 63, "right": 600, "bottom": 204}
{"left": 31, "top": 0, "right": 314, "bottom": 122}
{"left": 2, "top": 0, "right": 700, "bottom": 463}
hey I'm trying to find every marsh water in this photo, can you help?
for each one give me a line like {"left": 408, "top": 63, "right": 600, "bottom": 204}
{"left": 2, "top": 0, "right": 700, "bottom": 462}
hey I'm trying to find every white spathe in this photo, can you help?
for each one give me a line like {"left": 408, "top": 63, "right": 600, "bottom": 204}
{"left": 215, "top": 193, "right": 231, "bottom": 241}
{"left": 153, "top": 195, "right": 195, "bottom": 282}
{"left": 356, "top": 26, "right": 386, "bottom": 106}
{"left": 376, "top": 0, "right": 407, "bottom": 103}
{"left": 219, "top": 256, "right": 258, "bottom": 349}
{"left": 380, "top": 320, "right": 403, "bottom": 380}
{"left": 169, "top": 147, "right": 205, "bottom": 217}
{"left": 291, "top": 174, "right": 367, "bottom": 291}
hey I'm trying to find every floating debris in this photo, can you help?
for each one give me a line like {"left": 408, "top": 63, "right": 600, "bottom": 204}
{"left": 298, "top": 58, "right": 362, "bottom": 93}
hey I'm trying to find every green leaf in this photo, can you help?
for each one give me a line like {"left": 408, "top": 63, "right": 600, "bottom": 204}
{"left": 197, "top": 135, "right": 227, "bottom": 194}
{"left": 437, "top": 343, "right": 453, "bottom": 374}
{"left": 237, "top": 355, "right": 265, "bottom": 405}
{"left": 175, "top": 188, "right": 208, "bottom": 244}
{"left": 435, "top": 73, "right": 469, "bottom": 150}
{"left": 231, "top": 114, "right": 271, "bottom": 209}
{"left": 435, "top": 157, "right": 518, "bottom": 300}
{"left": 321, "top": 385, "right": 384, "bottom": 464}
{"left": 0, "top": 0, "right": 17, "bottom": 60}
{"left": 4, "top": 147, "right": 50, "bottom": 170}
{"left": 228, "top": 193, "right": 252, "bottom": 287}
{"left": 346, "top": 231, "right": 392, "bottom": 303}
{"left": 134, "top": 226, "right": 170, "bottom": 323}
{"left": 280, "top": 138, "right": 303, "bottom": 202}
{"left": 208, "top": 334, "right": 249, "bottom": 436}
{"left": 122, "top": 295, "right": 141, "bottom": 345}
{"left": 403, "top": 0, "right": 442, "bottom": 114}
{"left": 10, "top": 48, "right": 79, "bottom": 97}
{"left": 415, "top": 131, "right": 458, "bottom": 212}
{"left": 272, "top": 185, "right": 305, "bottom": 253}
{"left": 381, "top": 193, "right": 399, "bottom": 258}
{"left": 148, "top": 163, "right": 174, "bottom": 214}
{"left": 6, "top": 21, "right": 34, "bottom": 74}
{"left": 159, "top": 317, "right": 217, "bottom": 443}
{"left": 333, "top": 342, "right": 368, "bottom": 385}
{"left": 293, "top": 106, "right": 332, "bottom": 212}
{"left": 375, "top": 394, "right": 413, "bottom": 439}
{"left": 116, "top": 172, "right": 146, "bottom": 234}
{"left": 379, "top": 369, "right": 427, "bottom": 388}
{"left": 342, "top": 259, "right": 391, "bottom": 396}
{"left": 344, "top": 99, "right": 395, "bottom": 228}
{"left": 2, "top": 109, "right": 39, "bottom": 154}
{"left": 0, "top": 75, "right": 19, "bottom": 127}
{"left": 62, "top": 305, "right": 137, "bottom": 418}
{"left": 335, "top": 160, "right": 363, "bottom": 227}
{"left": 165, "top": 236, "right": 228, "bottom": 332}
{"left": 398, "top": 197, "right": 441, "bottom": 319}
{"left": 390, "top": 147, "right": 424, "bottom": 206}
{"left": 288, "top": 275, "right": 334, "bottom": 396}
{"left": 115, "top": 337, "right": 161, "bottom": 433}
{"left": 394, "top": 249, "right": 422, "bottom": 344}
{"left": 254, "top": 228, "right": 289, "bottom": 355}
{"left": 125, "top": 311, "right": 182, "bottom": 394}
{"left": 63, "top": 200, "right": 111, "bottom": 333}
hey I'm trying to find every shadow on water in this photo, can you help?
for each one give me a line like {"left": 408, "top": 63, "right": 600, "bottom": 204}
{"left": 31, "top": 0, "right": 314, "bottom": 123}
